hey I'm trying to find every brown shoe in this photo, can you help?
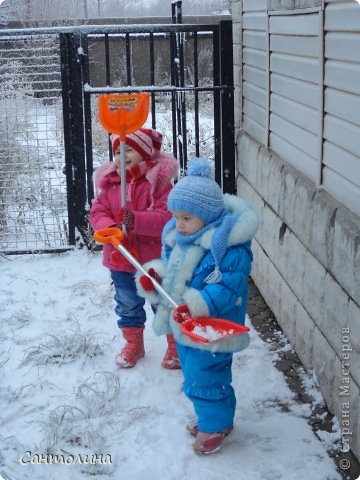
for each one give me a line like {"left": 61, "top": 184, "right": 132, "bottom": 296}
{"left": 192, "top": 427, "right": 233, "bottom": 454}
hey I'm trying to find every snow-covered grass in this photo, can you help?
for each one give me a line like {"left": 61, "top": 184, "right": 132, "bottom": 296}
{"left": 0, "top": 249, "right": 342, "bottom": 480}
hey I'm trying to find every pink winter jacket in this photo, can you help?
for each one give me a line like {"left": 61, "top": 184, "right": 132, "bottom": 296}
{"left": 90, "top": 153, "right": 179, "bottom": 272}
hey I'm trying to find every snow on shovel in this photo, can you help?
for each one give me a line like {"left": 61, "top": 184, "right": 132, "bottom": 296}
{"left": 93, "top": 227, "right": 250, "bottom": 344}
{"left": 98, "top": 93, "right": 150, "bottom": 235}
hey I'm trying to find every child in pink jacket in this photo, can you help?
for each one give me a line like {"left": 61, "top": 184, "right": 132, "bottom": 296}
{"left": 90, "top": 128, "right": 179, "bottom": 369}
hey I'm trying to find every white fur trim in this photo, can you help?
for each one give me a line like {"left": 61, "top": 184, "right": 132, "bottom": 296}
{"left": 198, "top": 194, "right": 259, "bottom": 251}
{"left": 163, "top": 228, "right": 176, "bottom": 247}
{"left": 183, "top": 288, "right": 210, "bottom": 317}
{"left": 161, "top": 244, "right": 205, "bottom": 305}
{"left": 153, "top": 305, "right": 172, "bottom": 336}
{"left": 135, "top": 285, "right": 160, "bottom": 305}
{"left": 224, "top": 193, "right": 259, "bottom": 245}
{"left": 143, "top": 259, "right": 167, "bottom": 278}
{"left": 200, "top": 228, "right": 214, "bottom": 250}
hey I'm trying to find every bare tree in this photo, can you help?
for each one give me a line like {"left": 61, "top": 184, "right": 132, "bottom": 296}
{"left": 2, "top": 0, "right": 230, "bottom": 22}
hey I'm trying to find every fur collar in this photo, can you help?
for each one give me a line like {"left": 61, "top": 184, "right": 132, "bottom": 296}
{"left": 94, "top": 152, "right": 179, "bottom": 196}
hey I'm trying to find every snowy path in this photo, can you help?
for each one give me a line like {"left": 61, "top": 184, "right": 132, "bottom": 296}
{"left": 0, "top": 250, "right": 341, "bottom": 480}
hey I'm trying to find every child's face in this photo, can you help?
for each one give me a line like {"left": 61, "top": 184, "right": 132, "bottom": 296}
{"left": 114, "top": 145, "right": 143, "bottom": 170}
{"left": 172, "top": 210, "right": 205, "bottom": 235}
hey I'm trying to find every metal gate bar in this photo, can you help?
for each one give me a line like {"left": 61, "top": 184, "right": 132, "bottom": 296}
{"left": 0, "top": 20, "right": 234, "bottom": 253}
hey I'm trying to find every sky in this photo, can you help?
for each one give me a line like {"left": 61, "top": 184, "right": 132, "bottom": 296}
{"left": 0, "top": 248, "right": 344, "bottom": 480}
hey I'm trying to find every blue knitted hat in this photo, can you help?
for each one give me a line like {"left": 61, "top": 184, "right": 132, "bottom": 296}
{"left": 168, "top": 157, "right": 224, "bottom": 223}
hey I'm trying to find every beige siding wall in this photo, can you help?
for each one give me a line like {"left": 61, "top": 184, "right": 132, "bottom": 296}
{"left": 237, "top": 0, "right": 360, "bottom": 215}
{"left": 233, "top": 0, "right": 360, "bottom": 461}
{"left": 323, "top": 2, "right": 360, "bottom": 215}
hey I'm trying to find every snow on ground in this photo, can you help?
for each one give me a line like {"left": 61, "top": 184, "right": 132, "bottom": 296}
{"left": 0, "top": 249, "right": 342, "bottom": 480}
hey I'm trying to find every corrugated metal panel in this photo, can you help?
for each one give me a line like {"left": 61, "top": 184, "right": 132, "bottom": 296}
{"left": 323, "top": 2, "right": 360, "bottom": 215}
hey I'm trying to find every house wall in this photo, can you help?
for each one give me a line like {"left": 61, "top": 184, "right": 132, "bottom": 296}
{"left": 232, "top": 0, "right": 360, "bottom": 460}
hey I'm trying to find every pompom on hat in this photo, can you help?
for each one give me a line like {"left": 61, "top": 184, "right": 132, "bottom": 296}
{"left": 167, "top": 157, "right": 224, "bottom": 223}
{"left": 111, "top": 128, "right": 163, "bottom": 161}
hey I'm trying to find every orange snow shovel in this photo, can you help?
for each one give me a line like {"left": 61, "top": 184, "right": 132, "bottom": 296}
{"left": 98, "top": 93, "right": 150, "bottom": 266}
{"left": 98, "top": 93, "right": 150, "bottom": 234}
{"left": 93, "top": 227, "right": 250, "bottom": 344}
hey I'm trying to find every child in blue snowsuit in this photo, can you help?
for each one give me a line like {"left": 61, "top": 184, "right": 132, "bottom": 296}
{"left": 136, "top": 157, "right": 259, "bottom": 454}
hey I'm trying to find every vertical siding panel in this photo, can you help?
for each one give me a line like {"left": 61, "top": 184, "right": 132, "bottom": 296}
{"left": 242, "top": 3, "right": 267, "bottom": 144}
{"left": 323, "top": 0, "right": 360, "bottom": 214}
{"left": 268, "top": 13, "right": 322, "bottom": 182}
{"left": 316, "top": 10, "right": 324, "bottom": 186}
{"left": 239, "top": 0, "right": 360, "bottom": 213}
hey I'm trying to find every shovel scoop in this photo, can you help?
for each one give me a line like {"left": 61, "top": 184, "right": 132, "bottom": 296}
{"left": 98, "top": 93, "right": 150, "bottom": 140}
{"left": 93, "top": 227, "right": 250, "bottom": 344}
{"left": 179, "top": 317, "right": 249, "bottom": 344}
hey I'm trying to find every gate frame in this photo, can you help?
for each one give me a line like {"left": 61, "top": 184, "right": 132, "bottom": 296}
{"left": 0, "top": 21, "right": 234, "bottom": 252}
{"left": 60, "top": 21, "right": 235, "bottom": 247}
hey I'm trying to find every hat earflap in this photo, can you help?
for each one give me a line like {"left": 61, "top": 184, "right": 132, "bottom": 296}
{"left": 204, "top": 211, "right": 238, "bottom": 284}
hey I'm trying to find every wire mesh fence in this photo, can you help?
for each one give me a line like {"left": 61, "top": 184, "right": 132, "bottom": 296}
{"left": 0, "top": 20, "right": 234, "bottom": 254}
{"left": 0, "top": 33, "right": 68, "bottom": 253}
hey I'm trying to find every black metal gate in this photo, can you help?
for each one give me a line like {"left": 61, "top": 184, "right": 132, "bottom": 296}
{"left": 60, "top": 17, "right": 234, "bottom": 248}
{"left": 0, "top": 15, "right": 234, "bottom": 254}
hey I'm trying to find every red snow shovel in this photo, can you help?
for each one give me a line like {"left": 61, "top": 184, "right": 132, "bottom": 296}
{"left": 93, "top": 227, "right": 250, "bottom": 344}
{"left": 98, "top": 92, "right": 150, "bottom": 265}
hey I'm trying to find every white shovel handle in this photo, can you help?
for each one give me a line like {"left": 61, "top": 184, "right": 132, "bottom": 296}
{"left": 120, "top": 140, "right": 127, "bottom": 235}
{"left": 116, "top": 243, "right": 179, "bottom": 309}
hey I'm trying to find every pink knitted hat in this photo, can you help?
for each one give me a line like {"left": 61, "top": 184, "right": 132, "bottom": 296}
{"left": 111, "top": 128, "right": 163, "bottom": 161}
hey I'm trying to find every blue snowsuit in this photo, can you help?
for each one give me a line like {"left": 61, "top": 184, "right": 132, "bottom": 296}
{"left": 136, "top": 193, "right": 259, "bottom": 433}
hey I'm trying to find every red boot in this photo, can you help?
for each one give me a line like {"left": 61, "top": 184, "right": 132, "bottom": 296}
{"left": 162, "top": 333, "right": 181, "bottom": 369}
{"left": 115, "top": 327, "right": 145, "bottom": 368}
